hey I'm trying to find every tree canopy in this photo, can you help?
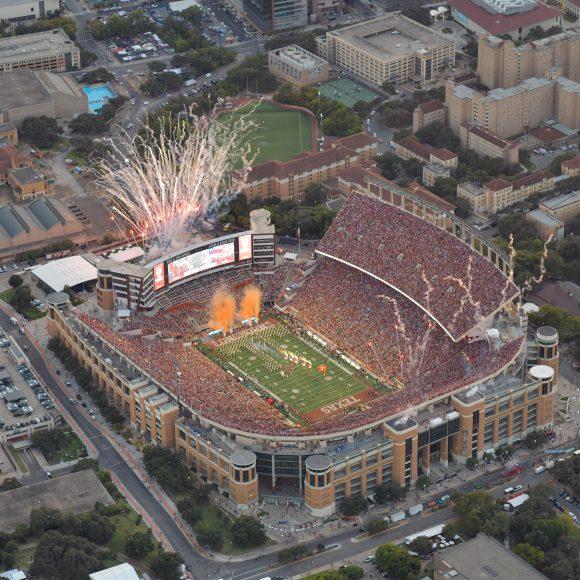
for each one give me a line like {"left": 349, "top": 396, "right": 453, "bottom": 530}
{"left": 375, "top": 543, "right": 421, "bottom": 579}
{"left": 230, "top": 515, "right": 267, "bottom": 548}
{"left": 21, "top": 116, "right": 61, "bottom": 149}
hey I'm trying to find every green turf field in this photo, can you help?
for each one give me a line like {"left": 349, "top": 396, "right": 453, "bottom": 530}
{"left": 318, "top": 78, "right": 379, "bottom": 108}
{"left": 219, "top": 101, "right": 313, "bottom": 164}
{"left": 213, "top": 322, "right": 373, "bottom": 419}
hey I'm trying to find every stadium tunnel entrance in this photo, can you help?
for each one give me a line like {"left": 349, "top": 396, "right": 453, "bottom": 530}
{"left": 256, "top": 451, "right": 307, "bottom": 497}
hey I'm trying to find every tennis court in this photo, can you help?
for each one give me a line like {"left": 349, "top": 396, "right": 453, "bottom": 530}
{"left": 318, "top": 78, "right": 379, "bottom": 108}
{"left": 218, "top": 101, "right": 314, "bottom": 164}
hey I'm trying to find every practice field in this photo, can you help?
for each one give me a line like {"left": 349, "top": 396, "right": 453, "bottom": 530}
{"left": 212, "top": 321, "right": 379, "bottom": 423}
{"left": 318, "top": 78, "right": 379, "bottom": 108}
{"left": 218, "top": 101, "right": 314, "bottom": 164}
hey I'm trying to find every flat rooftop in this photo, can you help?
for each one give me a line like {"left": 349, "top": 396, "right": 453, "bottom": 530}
{"left": 435, "top": 533, "right": 548, "bottom": 579}
{"left": 270, "top": 45, "right": 326, "bottom": 70}
{"left": 0, "top": 470, "right": 114, "bottom": 532}
{"left": 0, "top": 28, "right": 75, "bottom": 66}
{"left": 0, "top": 70, "right": 51, "bottom": 109}
{"left": 330, "top": 14, "right": 453, "bottom": 61}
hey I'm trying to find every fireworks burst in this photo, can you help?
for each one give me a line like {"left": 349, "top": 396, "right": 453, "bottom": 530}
{"left": 522, "top": 234, "right": 554, "bottom": 293}
{"left": 95, "top": 110, "right": 254, "bottom": 254}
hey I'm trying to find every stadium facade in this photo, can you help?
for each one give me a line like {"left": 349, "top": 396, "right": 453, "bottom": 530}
{"left": 46, "top": 181, "right": 558, "bottom": 517}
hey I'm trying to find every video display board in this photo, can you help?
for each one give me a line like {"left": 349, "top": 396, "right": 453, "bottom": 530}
{"left": 153, "top": 262, "right": 166, "bottom": 290}
{"left": 167, "top": 242, "right": 235, "bottom": 284}
{"left": 238, "top": 234, "right": 252, "bottom": 261}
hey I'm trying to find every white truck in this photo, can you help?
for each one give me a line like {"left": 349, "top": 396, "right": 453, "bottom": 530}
{"left": 409, "top": 503, "right": 424, "bottom": 516}
{"left": 390, "top": 510, "right": 406, "bottom": 523}
{"left": 185, "top": 78, "right": 197, "bottom": 87}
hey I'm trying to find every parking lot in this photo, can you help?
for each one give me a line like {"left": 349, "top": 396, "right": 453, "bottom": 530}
{"left": 0, "top": 329, "right": 58, "bottom": 434}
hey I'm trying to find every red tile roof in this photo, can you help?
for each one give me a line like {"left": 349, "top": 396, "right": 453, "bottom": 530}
{"left": 406, "top": 181, "right": 457, "bottom": 212}
{"left": 562, "top": 156, "right": 580, "bottom": 170}
{"left": 449, "top": 0, "right": 562, "bottom": 36}
{"left": 464, "top": 124, "right": 509, "bottom": 149}
{"left": 335, "top": 133, "right": 379, "bottom": 151}
{"left": 485, "top": 178, "right": 511, "bottom": 192}
{"left": 417, "top": 99, "right": 446, "bottom": 114}
{"left": 530, "top": 126, "right": 567, "bottom": 144}
{"left": 512, "top": 170, "right": 554, "bottom": 189}
{"left": 433, "top": 148, "right": 458, "bottom": 162}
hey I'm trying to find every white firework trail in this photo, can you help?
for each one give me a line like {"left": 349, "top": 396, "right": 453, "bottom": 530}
{"left": 378, "top": 294, "right": 413, "bottom": 377}
{"left": 499, "top": 233, "right": 518, "bottom": 303}
{"left": 95, "top": 109, "right": 255, "bottom": 255}
{"left": 413, "top": 269, "right": 437, "bottom": 379}
{"left": 521, "top": 233, "right": 554, "bottom": 294}
{"left": 445, "top": 255, "right": 484, "bottom": 332}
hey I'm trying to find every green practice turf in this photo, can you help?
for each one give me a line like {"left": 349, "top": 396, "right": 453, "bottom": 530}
{"left": 213, "top": 322, "right": 372, "bottom": 417}
{"left": 219, "top": 101, "right": 313, "bottom": 164}
{"left": 318, "top": 78, "right": 379, "bottom": 108}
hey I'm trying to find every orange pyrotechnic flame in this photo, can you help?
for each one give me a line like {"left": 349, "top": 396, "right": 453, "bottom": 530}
{"left": 238, "top": 285, "right": 262, "bottom": 321}
{"left": 209, "top": 289, "right": 236, "bottom": 334}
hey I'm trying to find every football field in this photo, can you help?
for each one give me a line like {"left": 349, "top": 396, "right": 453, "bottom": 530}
{"left": 212, "top": 321, "right": 378, "bottom": 423}
{"left": 218, "top": 101, "right": 314, "bottom": 164}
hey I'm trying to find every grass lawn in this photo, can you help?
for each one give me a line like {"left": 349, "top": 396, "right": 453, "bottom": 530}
{"left": 106, "top": 500, "right": 161, "bottom": 567}
{"left": 45, "top": 429, "right": 84, "bottom": 464}
{"left": 218, "top": 101, "right": 313, "bottom": 165}
{"left": 0, "top": 288, "right": 47, "bottom": 320}
{"left": 211, "top": 321, "right": 375, "bottom": 421}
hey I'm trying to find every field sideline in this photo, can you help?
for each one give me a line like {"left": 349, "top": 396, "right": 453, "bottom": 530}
{"left": 211, "top": 321, "right": 378, "bottom": 422}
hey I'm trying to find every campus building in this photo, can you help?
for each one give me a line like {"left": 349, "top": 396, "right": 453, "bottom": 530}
{"left": 539, "top": 190, "right": 580, "bottom": 223}
{"left": 449, "top": 0, "right": 562, "bottom": 40}
{"left": 8, "top": 167, "right": 46, "bottom": 201}
{"left": 46, "top": 291, "right": 559, "bottom": 514}
{"left": 561, "top": 156, "right": 580, "bottom": 176}
{"left": 0, "top": 29, "right": 80, "bottom": 73}
{"left": 526, "top": 209, "right": 565, "bottom": 241}
{"left": 243, "top": 0, "right": 307, "bottom": 32}
{"left": 242, "top": 133, "right": 378, "bottom": 201}
{"left": 477, "top": 29, "right": 580, "bottom": 89}
{"left": 445, "top": 76, "right": 580, "bottom": 139}
{"left": 0, "top": 122, "right": 18, "bottom": 146}
{"left": 0, "top": 69, "right": 88, "bottom": 128}
{"left": 459, "top": 123, "right": 519, "bottom": 164}
{"left": 309, "top": 0, "right": 344, "bottom": 23}
{"left": 268, "top": 45, "right": 329, "bottom": 88}
{"left": 0, "top": 0, "right": 59, "bottom": 24}
{"left": 396, "top": 137, "right": 458, "bottom": 168}
{"left": 315, "top": 14, "right": 455, "bottom": 85}
{"left": 412, "top": 98, "right": 447, "bottom": 133}
{"left": 564, "top": 0, "right": 580, "bottom": 19}
{"left": 456, "top": 170, "right": 555, "bottom": 216}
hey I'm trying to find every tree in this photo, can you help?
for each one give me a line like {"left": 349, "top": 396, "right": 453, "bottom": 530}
{"left": 9, "top": 284, "right": 32, "bottom": 314}
{"left": 408, "top": 536, "right": 433, "bottom": 556}
{"left": 81, "top": 68, "right": 114, "bottom": 84}
{"left": 339, "top": 565, "right": 364, "bottom": 579}
{"left": 279, "top": 543, "right": 312, "bottom": 563}
{"left": 30, "top": 531, "right": 103, "bottom": 580}
{"left": 481, "top": 512, "right": 509, "bottom": 540}
{"left": 367, "top": 518, "right": 388, "bottom": 535}
{"left": 194, "top": 522, "right": 223, "bottom": 551}
{"left": 148, "top": 60, "right": 167, "bottom": 73}
{"left": 415, "top": 475, "right": 431, "bottom": 489}
{"left": 31, "top": 428, "right": 67, "bottom": 462}
{"left": 339, "top": 495, "right": 367, "bottom": 516}
{"left": 20, "top": 116, "right": 61, "bottom": 149}
{"left": 513, "top": 543, "right": 545, "bottom": 568}
{"left": 375, "top": 152, "right": 401, "bottom": 180}
{"left": 375, "top": 482, "right": 406, "bottom": 504}
{"left": 375, "top": 543, "right": 421, "bottom": 579}
{"left": 125, "top": 530, "right": 154, "bottom": 558}
{"left": 29, "top": 507, "right": 63, "bottom": 536}
{"left": 176, "top": 498, "right": 201, "bottom": 526}
{"left": 465, "top": 456, "right": 479, "bottom": 470}
{"left": 525, "top": 430, "right": 544, "bottom": 449}
{"left": 151, "top": 551, "right": 183, "bottom": 580}
{"left": 230, "top": 515, "right": 267, "bottom": 548}
{"left": 8, "top": 274, "right": 23, "bottom": 288}
{"left": 304, "top": 183, "right": 326, "bottom": 206}
{"left": 416, "top": 122, "right": 460, "bottom": 150}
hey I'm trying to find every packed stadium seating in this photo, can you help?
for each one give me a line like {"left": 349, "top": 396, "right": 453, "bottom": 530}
{"left": 316, "top": 193, "right": 518, "bottom": 340}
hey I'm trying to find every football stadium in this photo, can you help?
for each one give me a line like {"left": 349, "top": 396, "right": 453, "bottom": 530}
{"left": 46, "top": 179, "right": 559, "bottom": 516}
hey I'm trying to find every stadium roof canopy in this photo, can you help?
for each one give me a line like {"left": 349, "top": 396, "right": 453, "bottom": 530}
{"left": 31, "top": 255, "right": 97, "bottom": 292}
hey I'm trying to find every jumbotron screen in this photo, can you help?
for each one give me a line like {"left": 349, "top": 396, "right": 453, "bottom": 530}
{"left": 167, "top": 242, "right": 235, "bottom": 284}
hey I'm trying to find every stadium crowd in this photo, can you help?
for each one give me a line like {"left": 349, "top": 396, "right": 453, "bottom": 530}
{"left": 73, "top": 260, "right": 523, "bottom": 436}
{"left": 316, "top": 193, "right": 518, "bottom": 340}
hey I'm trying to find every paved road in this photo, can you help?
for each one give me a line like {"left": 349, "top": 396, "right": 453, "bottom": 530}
{"left": 0, "top": 310, "right": 210, "bottom": 572}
